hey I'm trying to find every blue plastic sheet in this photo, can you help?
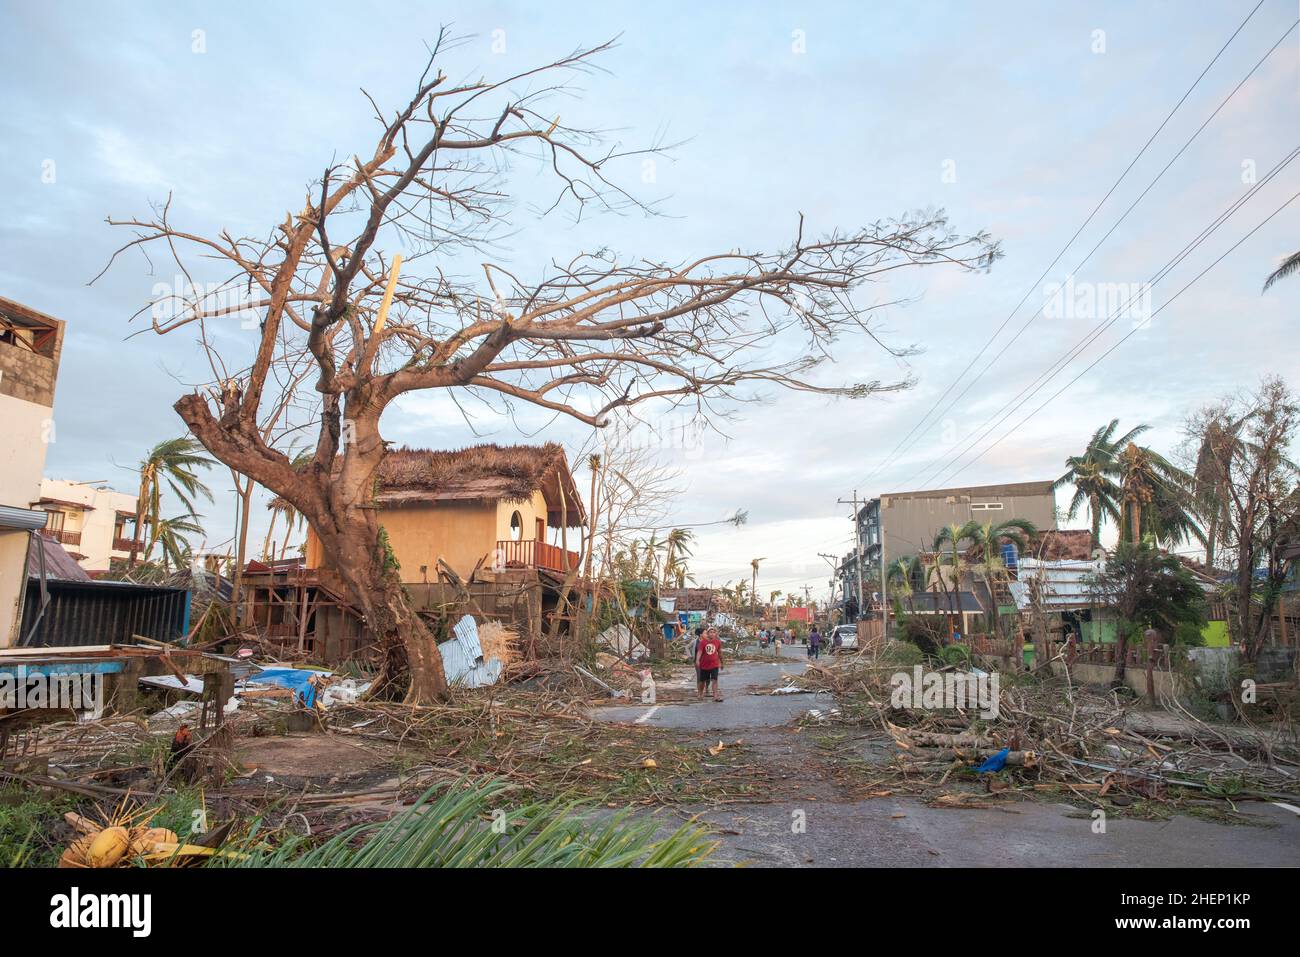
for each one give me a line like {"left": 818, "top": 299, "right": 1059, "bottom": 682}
{"left": 244, "top": 668, "right": 324, "bottom": 708}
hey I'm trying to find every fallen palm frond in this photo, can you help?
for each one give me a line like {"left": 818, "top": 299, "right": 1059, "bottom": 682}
{"left": 326, "top": 687, "right": 787, "bottom": 808}
{"left": 223, "top": 778, "right": 715, "bottom": 868}
{"left": 794, "top": 653, "right": 1300, "bottom": 813}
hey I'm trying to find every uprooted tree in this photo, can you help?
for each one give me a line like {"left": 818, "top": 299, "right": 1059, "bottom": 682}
{"left": 98, "top": 34, "right": 1000, "bottom": 705}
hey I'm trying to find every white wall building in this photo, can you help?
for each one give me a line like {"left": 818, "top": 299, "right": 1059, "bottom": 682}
{"left": 0, "top": 297, "right": 64, "bottom": 646}
{"left": 34, "top": 478, "right": 140, "bottom": 572}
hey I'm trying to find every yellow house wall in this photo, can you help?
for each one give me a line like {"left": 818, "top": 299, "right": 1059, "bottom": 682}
{"left": 496, "top": 491, "right": 548, "bottom": 547}
{"left": 305, "top": 491, "right": 551, "bottom": 582}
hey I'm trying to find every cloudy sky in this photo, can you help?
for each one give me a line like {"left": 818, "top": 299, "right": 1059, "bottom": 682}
{"left": 2, "top": 1, "right": 1296, "bottom": 602}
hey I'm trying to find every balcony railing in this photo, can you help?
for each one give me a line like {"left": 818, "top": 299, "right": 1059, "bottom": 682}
{"left": 40, "top": 528, "right": 82, "bottom": 546}
{"left": 113, "top": 536, "right": 144, "bottom": 553}
{"left": 495, "top": 539, "right": 581, "bottom": 574}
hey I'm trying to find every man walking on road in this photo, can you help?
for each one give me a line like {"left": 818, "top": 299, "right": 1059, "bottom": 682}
{"left": 808, "top": 625, "right": 822, "bottom": 660}
{"left": 696, "top": 627, "right": 723, "bottom": 702}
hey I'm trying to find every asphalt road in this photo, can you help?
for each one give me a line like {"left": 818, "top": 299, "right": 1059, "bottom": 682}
{"left": 592, "top": 645, "right": 1300, "bottom": 867}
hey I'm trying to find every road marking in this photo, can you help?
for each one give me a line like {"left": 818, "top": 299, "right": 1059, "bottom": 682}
{"left": 634, "top": 705, "right": 661, "bottom": 724}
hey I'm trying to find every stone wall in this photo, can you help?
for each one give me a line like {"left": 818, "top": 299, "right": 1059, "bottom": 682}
{"left": 0, "top": 324, "right": 63, "bottom": 407}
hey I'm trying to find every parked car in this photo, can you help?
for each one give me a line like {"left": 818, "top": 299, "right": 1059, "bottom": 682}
{"left": 831, "top": 624, "right": 859, "bottom": 651}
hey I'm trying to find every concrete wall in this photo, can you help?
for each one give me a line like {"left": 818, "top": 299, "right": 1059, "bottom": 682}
{"left": 0, "top": 320, "right": 62, "bottom": 647}
{"left": 0, "top": 530, "right": 31, "bottom": 648}
{"left": 880, "top": 483, "right": 1057, "bottom": 560}
{"left": 38, "top": 479, "right": 138, "bottom": 570}
{"left": 0, "top": 395, "right": 51, "bottom": 509}
{"left": 1049, "top": 659, "right": 1190, "bottom": 698}
{"left": 1186, "top": 646, "right": 1239, "bottom": 694}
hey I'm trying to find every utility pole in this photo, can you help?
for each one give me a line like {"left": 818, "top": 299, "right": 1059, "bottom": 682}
{"left": 837, "top": 491, "right": 864, "bottom": 621}
{"left": 818, "top": 552, "right": 842, "bottom": 622}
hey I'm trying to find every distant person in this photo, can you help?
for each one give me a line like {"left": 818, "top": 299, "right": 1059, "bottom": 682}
{"left": 808, "top": 626, "right": 822, "bottom": 660}
{"left": 696, "top": 627, "right": 724, "bottom": 702}
{"left": 689, "top": 626, "right": 703, "bottom": 662}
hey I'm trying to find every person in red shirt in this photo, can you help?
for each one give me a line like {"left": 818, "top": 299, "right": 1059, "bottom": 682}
{"left": 695, "top": 627, "right": 724, "bottom": 702}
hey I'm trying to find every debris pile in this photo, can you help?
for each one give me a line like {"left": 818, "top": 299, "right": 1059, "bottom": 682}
{"left": 795, "top": 654, "right": 1300, "bottom": 812}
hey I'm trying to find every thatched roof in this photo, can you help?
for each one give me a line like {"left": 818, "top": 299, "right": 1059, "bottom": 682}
{"left": 374, "top": 443, "right": 586, "bottom": 526}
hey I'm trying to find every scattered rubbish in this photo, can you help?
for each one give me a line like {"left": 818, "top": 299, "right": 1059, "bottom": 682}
{"left": 597, "top": 624, "right": 646, "bottom": 660}
{"left": 972, "top": 747, "right": 1010, "bottom": 774}
{"left": 242, "top": 668, "right": 328, "bottom": 708}
{"left": 437, "top": 615, "right": 505, "bottom": 689}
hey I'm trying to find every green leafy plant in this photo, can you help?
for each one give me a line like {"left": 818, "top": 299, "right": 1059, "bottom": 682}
{"left": 224, "top": 779, "right": 716, "bottom": 868}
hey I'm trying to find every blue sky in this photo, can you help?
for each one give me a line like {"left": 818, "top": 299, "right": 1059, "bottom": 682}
{"left": 2, "top": 1, "right": 1296, "bottom": 600}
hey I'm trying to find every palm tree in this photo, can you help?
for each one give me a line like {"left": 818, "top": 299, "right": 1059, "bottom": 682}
{"left": 263, "top": 496, "right": 308, "bottom": 561}
{"left": 749, "top": 557, "right": 765, "bottom": 622}
{"left": 153, "top": 513, "right": 205, "bottom": 573}
{"left": 1117, "top": 443, "right": 1202, "bottom": 547}
{"left": 660, "top": 528, "right": 694, "bottom": 587}
{"left": 886, "top": 555, "right": 923, "bottom": 615}
{"left": 130, "top": 437, "right": 216, "bottom": 568}
{"left": 933, "top": 522, "right": 977, "bottom": 637}
{"left": 1054, "top": 419, "right": 1147, "bottom": 549}
{"left": 967, "top": 518, "right": 1037, "bottom": 635}
{"left": 1263, "top": 249, "right": 1300, "bottom": 291}
{"left": 1189, "top": 412, "right": 1247, "bottom": 567}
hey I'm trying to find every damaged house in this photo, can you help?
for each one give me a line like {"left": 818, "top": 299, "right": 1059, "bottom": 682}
{"left": 243, "top": 443, "right": 586, "bottom": 661}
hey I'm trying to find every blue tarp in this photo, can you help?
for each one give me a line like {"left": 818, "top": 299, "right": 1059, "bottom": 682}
{"left": 243, "top": 668, "right": 323, "bottom": 708}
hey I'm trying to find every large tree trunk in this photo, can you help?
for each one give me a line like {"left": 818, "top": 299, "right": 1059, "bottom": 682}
{"left": 325, "top": 518, "right": 449, "bottom": 703}
{"left": 175, "top": 394, "right": 449, "bottom": 704}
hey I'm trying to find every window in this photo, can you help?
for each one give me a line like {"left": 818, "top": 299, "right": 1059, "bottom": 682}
{"left": 509, "top": 511, "right": 523, "bottom": 541}
{"left": 971, "top": 502, "right": 1004, "bottom": 511}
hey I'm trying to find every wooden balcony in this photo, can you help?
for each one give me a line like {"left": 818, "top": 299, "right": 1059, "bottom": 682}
{"left": 495, "top": 539, "right": 581, "bottom": 574}
{"left": 113, "top": 536, "right": 144, "bottom": 553}
{"left": 40, "top": 528, "right": 82, "bottom": 547}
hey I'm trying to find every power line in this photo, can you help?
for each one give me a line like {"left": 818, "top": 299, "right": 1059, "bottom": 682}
{"left": 912, "top": 143, "right": 1300, "bottom": 489}
{"left": 853, "top": 1, "right": 1270, "bottom": 491}
{"left": 894, "top": 15, "right": 1297, "bottom": 493}
{"left": 934, "top": 188, "right": 1299, "bottom": 487}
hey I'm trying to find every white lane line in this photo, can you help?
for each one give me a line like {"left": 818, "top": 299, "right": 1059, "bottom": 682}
{"left": 634, "top": 705, "right": 661, "bottom": 725}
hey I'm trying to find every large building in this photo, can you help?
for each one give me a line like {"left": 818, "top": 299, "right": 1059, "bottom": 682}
{"left": 32, "top": 478, "right": 141, "bottom": 572}
{"left": 839, "top": 480, "right": 1059, "bottom": 618}
{"left": 0, "top": 297, "right": 65, "bottom": 646}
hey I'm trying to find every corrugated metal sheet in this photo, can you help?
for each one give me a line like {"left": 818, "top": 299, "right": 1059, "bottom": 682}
{"left": 437, "top": 614, "right": 503, "bottom": 688}
{"left": 19, "top": 580, "right": 191, "bottom": 647}
{"left": 1009, "top": 559, "right": 1103, "bottom": 611}
{"left": 27, "top": 532, "right": 91, "bottom": 581}
{"left": 0, "top": 506, "right": 50, "bottom": 531}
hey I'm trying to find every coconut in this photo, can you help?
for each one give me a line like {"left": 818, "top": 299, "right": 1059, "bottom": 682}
{"left": 58, "top": 835, "right": 95, "bottom": 868}
{"left": 86, "top": 826, "right": 132, "bottom": 868}
{"left": 133, "top": 827, "right": 180, "bottom": 854}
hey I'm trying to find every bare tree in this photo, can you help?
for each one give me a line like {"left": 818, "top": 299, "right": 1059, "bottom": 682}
{"left": 1194, "top": 377, "right": 1300, "bottom": 661}
{"left": 98, "top": 34, "right": 1000, "bottom": 703}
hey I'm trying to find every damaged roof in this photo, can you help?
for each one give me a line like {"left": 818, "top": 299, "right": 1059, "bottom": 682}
{"left": 27, "top": 532, "right": 92, "bottom": 582}
{"left": 373, "top": 443, "right": 586, "bottom": 526}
